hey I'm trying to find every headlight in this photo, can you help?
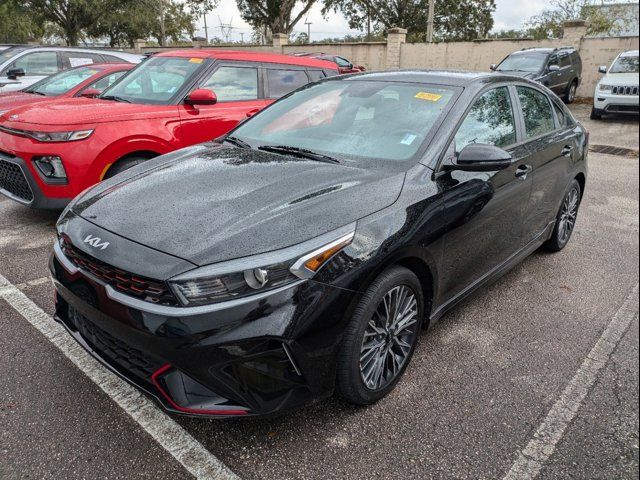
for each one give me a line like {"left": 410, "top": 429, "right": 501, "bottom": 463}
{"left": 28, "top": 129, "right": 94, "bottom": 142}
{"left": 598, "top": 84, "right": 613, "bottom": 92}
{"left": 168, "top": 226, "right": 355, "bottom": 306}
{"left": 0, "top": 125, "right": 94, "bottom": 142}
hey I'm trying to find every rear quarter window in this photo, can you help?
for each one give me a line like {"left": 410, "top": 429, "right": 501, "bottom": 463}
{"left": 267, "top": 69, "right": 308, "bottom": 98}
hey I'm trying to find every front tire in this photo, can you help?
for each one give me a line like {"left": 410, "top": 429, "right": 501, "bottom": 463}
{"left": 104, "top": 156, "right": 150, "bottom": 179}
{"left": 337, "top": 266, "right": 424, "bottom": 405}
{"left": 544, "top": 179, "right": 582, "bottom": 252}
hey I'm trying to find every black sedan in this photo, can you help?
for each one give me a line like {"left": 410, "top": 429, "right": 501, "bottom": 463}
{"left": 50, "top": 71, "right": 588, "bottom": 417}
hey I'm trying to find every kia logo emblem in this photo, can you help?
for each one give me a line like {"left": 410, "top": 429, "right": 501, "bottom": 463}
{"left": 84, "top": 234, "right": 109, "bottom": 250}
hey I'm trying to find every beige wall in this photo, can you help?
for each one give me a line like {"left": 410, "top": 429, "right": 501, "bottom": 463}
{"left": 132, "top": 28, "right": 639, "bottom": 98}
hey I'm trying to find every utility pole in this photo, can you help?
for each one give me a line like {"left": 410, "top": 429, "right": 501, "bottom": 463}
{"left": 426, "top": 0, "right": 435, "bottom": 43}
{"left": 240, "top": 32, "right": 245, "bottom": 43}
{"left": 203, "top": 14, "right": 209, "bottom": 44}
{"left": 305, "top": 19, "right": 312, "bottom": 43}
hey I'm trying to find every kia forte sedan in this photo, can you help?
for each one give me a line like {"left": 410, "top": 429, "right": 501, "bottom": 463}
{"left": 50, "top": 71, "right": 588, "bottom": 417}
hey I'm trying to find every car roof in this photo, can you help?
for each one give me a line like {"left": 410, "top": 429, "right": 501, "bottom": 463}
{"left": 341, "top": 70, "right": 496, "bottom": 87}
{"left": 620, "top": 50, "right": 639, "bottom": 57}
{"left": 0, "top": 46, "right": 142, "bottom": 61}
{"left": 154, "top": 49, "right": 338, "bottom": 69}
{"left": 72, "top": 62, "right": 135, "bottom": 72}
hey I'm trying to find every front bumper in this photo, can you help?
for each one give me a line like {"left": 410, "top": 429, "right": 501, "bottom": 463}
{"left": 593, "top": 90, "right": 639, "bottom": 114}
{"left": 50, "top": 240, "right": 356, "bottom": 417}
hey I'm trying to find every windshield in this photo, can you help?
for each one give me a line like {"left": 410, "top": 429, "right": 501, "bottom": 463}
{"left": 0, "top": 46, "right": 29, "bottom": 63}
{"left": 610, "top": 55, "right": 639, "bottom": 74}
{"left": 231, "top": 80, "right": 458, "bottom": 162}
{"left": 99, "top": 56, "right": 205, "bottom": 104}
{"left": 497, "top": 53, "right": 546, "bottom": 73}
{"left": 25, "top": 66, "right": 102, "bottom": 96}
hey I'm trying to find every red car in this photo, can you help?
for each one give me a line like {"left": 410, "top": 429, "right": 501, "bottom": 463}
{"left": 0, "top": 63, "right": 134, "bottom": 115}
{"left": 0, "top": 50, "right": 338, "bottom": 208}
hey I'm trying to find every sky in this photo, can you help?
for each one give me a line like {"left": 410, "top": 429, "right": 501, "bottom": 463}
{"left": 194, "top": 0, "right": 553, "bottom": 42}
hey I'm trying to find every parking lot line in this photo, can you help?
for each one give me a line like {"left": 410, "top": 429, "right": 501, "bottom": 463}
{"left": 503, "top": 283, "right": 639, "bottom": 480}
{"left": 0, "top": 272, "right": 239, "bottom": 480}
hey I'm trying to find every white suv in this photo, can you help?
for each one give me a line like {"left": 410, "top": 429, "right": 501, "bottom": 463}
{"left": 0, "top": 46, "right": 142, "bottom": 93}
{"left": 592, "top": 50, "right": 639, "bottom": 119}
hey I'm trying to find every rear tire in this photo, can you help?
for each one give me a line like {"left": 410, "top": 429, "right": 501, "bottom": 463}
{"left": 563, "top": 80, "right": 578, "bottom": 104}
{"left": 544, "top": 179, "right": 582, "bottom": 252}
{"left": 590, "top": 106, "right": 603, "bottom": 120}
{"left": 336, "top": 266, "right": 424, "bottom": 405}
{"left": 104, "top": 156, "right": 150, "bottom": 179}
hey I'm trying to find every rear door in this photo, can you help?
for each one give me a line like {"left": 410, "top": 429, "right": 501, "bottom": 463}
{"left": 436, "top": 85, "right": 533, "bottom": 302}
{"left": 514, "top": 85, "right": 578, "bottom": 244}
{"left": 546, "top": 54, "right": 564, "bottom": 94}
{"left": 177, "top": 62, "right": 266, "bottom": 146}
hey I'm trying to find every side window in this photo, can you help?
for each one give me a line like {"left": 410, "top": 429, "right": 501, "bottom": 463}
{"left": 201, "top": 66, "right": 258, "bottom": 101}
{"left": 85, "top": 71, "right": 127, "bottom": 94}
{"left": 454, "top": 87, "right": 517, "bottom": 152}
{"left": 62, "top": 52, "right": 101, "bottom": 68}
{"left": 516, "top": 86, "right": 556, "bottom": 138}
{"left": 559, "top": 54, "right": 571, "bottom": 68}
{"left": 552, "top": 101, "right": 566, "bottom": 127}
{"left": 13, "top": 51, "right": 58, "bottom": 75}
{"left": 307, "top": 69, "right": 326, "bottom": 82}
{"left": 266, "top": 69, "right": 308, "bottom": 98}
{"left": 548, "top": 55, "right": 559, "bottom": 69}
{"left": 101, "top": 54, "right": 126, "bottom": 63}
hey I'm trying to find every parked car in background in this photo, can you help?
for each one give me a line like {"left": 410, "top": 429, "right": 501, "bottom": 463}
{"left": 0, "top": 63, "right": 134, "bottom": 115}
{"left": 591, "top": 50, "right": 639, "bottom": 119}
{"left": 0, "top": 46, "right": 142, "bottom": 94}
{"left": 292, "top": 52, "right": 365, "bottom": 74}
{"left": 491, "top": 47, "right": 582, "bottom": 103}
{"left": 49, "top": 71, "right": 587, "bottom": 417}
{"left": 0, "top": 50, "right": 338, "bottom": 208}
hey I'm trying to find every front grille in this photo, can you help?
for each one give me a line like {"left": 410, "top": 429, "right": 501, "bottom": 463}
{"left": 61, "top": 237, "right": 179, "bottom": 306}
{"left": 0, "top": 157, "right": 34, "bottom": 202}
{"left": 612, "top": 85, "right": 639, "bottom": 96}
{"left": 69, "top": 307, "right": 161, "bottom": 379}
{"left": 606, "top": 104, "right": 639, "bottom": 113}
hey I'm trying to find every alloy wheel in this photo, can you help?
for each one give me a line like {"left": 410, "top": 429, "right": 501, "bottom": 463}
{"left": 568, "top": 84, "right": 576, "bottom": 102}
{"left": 558, "top": 186, "right": 579, "bottom": 244}
{"left": 359, "top": 285, "right": 419, "bottom": 390}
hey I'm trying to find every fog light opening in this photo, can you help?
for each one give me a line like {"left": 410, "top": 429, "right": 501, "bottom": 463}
{"left": 33, "top": 156, "right": 67, "bottom": 182}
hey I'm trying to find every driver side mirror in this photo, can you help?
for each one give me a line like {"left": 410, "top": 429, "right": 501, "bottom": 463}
{"left": 79, "top": 88, "right": 100, "bottom": 98}
{"left": 490, "top": 64, "right": 497, "bottom": 71}
{"left": 186, "top": 88, "right": 217, "bottom": 105}
{"left": 443, "top": 144, "right": 512, "bottom": 172}
{"left": 598, "top": 65, "right": 607, "bottom": 74}
{"left": 548, "top": 64, "right": 560, "bottom": 72}
{"left": 7, "top": 68, "right": 25, "bottom": 80}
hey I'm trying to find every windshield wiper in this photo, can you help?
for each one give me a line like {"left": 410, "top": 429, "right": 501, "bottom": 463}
{"left": 258, "top": 145, "right": 340, "bottom": 164}
{"left": 224, "top": 136, "right": 252, "bottom": 149}
{"left": 29, "top": 91, "right": 47, "bottom": 96}
{"left": 101, "top": 95, "right": 132, "bottom": 103}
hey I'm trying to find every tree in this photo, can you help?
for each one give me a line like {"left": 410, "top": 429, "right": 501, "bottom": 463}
{"left": 322, "top": 0, "right": 495, "bottom": 42}
{"left": 20, "top": 0, "right": 104, "bottom": 46}
{"left": 524, "top": 0, "right": 630, "bottom": 39}
{"left": 151, "top": 0, "right": 196, "bottom": 46}
{"left": 237, "top": 0, "right": 316, "bottom": 37}
{"left": 0, "top": 0, "right": 45, "bottom": 43}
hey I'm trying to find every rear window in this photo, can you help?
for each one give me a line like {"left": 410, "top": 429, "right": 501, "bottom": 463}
{"left": 267, "top": 69, "right": 308, "bottom": 98}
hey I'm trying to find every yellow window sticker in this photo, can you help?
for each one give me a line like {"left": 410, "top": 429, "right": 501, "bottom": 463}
{"left": 189, "top": 58, "right": 204, "bottom": 64}
{"left": 415, "top": 92, "right": 442, "bottom": 101}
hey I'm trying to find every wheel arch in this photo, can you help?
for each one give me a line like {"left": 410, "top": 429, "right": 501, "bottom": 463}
{"left": 101, "top": 150, "right": 160, "bottom": 179}
{"left": 574, "top": 172, "right": 586, "bottom": 200}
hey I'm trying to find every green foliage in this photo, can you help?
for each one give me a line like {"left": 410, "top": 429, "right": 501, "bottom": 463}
{"left": 524, "top": 0, "right": 631, "bottom": 39}
{"left": 322, "top": 0, "right": 495, "bottom": 41}
{"left": 237, "top": 0, "right": 316, "bottom": 36}
{"left": 0, "top": 0, "right": 45, "bottom": 43}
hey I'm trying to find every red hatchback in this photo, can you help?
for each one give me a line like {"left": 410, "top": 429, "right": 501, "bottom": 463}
{"left": 0, "top": 63, "right": 134, "bottom": 115}
{"left": 0, "top": 50, "right": 338, "bottom": 208}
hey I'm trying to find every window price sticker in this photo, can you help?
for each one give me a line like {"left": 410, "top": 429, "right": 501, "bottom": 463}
{"left": 415, "top": 92, "right": 442, "bottom": 101}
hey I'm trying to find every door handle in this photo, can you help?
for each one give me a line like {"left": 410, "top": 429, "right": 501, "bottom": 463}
{"left": 561, "top": 145, "right": 574, "bottom": 157}
{"left": 515, "top": 164, "right": 532, "bottom": 180}
{"left": 246, "top": 108, "right": 261, "bottom": 118}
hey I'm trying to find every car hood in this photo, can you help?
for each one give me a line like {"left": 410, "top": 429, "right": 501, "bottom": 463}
{"left": 0, "top": 92, "right": 47, "bottom": 111}
{"left": 72, "top": 144, "right": 406, "bottom": 266}
{"left": 0, "top": 97, "right": 177, "bottom": 126}
{"left": 600, "top": 72, "right": 639, "bottom": 86}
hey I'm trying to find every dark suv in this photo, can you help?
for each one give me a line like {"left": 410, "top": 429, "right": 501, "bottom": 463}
{"left": 491, "top": 47, "right": 582, "bottom": 103}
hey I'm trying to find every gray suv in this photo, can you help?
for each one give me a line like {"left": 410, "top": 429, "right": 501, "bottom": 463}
{"left": 491, "top": 47, "right": 582, "bottom": 103}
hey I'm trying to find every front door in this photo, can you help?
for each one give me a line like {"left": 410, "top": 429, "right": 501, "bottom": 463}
{"left": 177, "top": 64, "right": 267, "bottom": 146}
{"left": 435, "top": 86, "right": 533, "bottom": 304}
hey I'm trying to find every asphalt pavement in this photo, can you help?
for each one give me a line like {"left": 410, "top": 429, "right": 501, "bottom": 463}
{"left": 0, "top": 107, "right": 638, "bottom": 479}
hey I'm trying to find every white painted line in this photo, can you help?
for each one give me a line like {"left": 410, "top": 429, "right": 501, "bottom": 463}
{"left": 0, "top": 272, "right": 239, "bottom": 480}
{"left": 503, "top": 283, "right": 639, "bottom": 480}
{"left": 15, "top": 276, "right": 51, "bottom": 290}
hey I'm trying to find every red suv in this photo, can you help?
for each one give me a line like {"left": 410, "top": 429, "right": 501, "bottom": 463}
{"left": 0, "top": 50, "right": 338, "bottom": 208}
